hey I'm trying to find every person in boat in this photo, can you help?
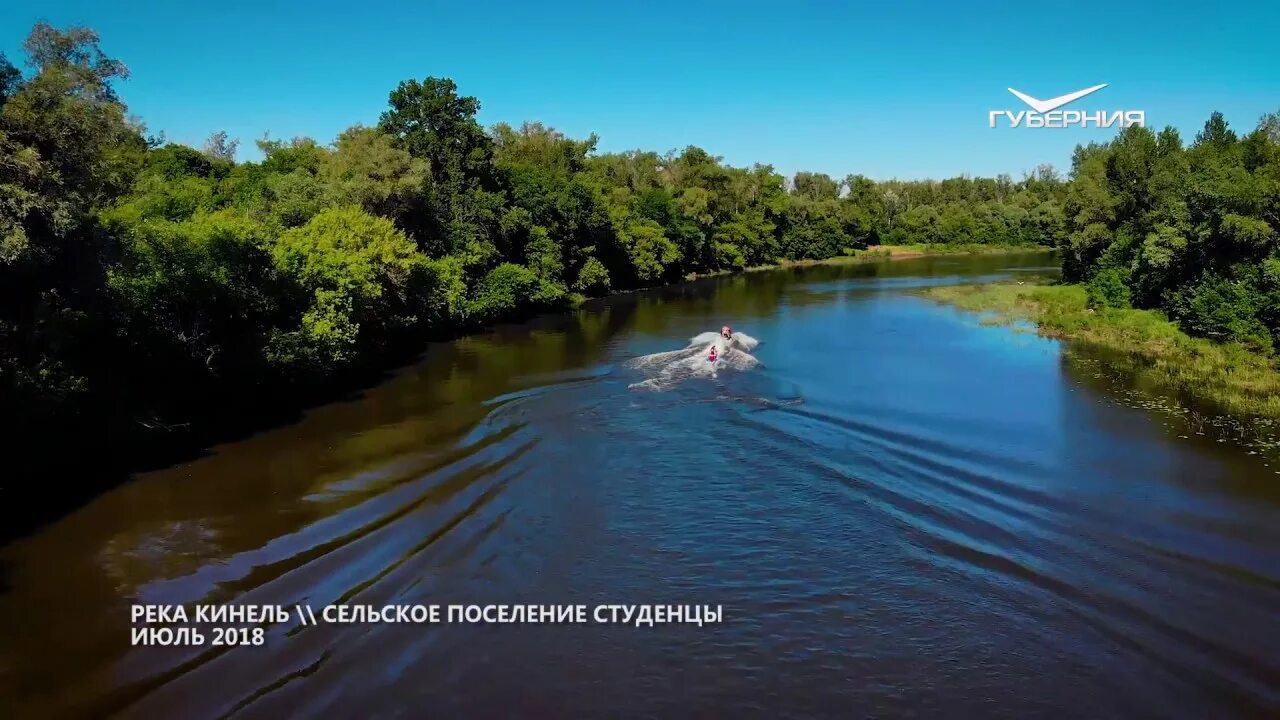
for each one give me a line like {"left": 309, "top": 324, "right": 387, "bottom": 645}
{"left": 721, "top": 325, "right": 733, "bottom": 340}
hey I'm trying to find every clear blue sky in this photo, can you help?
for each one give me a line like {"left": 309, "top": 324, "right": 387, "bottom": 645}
{"left": 4, "top": 0, "right": 1278, "bottom": 180}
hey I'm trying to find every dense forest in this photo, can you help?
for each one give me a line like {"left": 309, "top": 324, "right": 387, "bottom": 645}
{"left": 1062, "top": 115, "right": 1280, "bottom": 349}
{"left": 1, "top": 23, "right": 1277, "bottom": 518}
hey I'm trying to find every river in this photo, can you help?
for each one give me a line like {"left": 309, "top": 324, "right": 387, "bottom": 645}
{"left": 1, "top": 252, "right": 1277, "bottom": 719}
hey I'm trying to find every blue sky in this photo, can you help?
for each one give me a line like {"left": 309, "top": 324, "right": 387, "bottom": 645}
{"left": 4, "top": 0, "right": 1277, "bottom": 180}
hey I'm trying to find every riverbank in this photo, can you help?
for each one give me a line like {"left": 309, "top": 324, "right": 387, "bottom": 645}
{"left": 6, "top": 252, "right": 1277, "bottom": 720}
{"left": 0, "top": 245, "right": 1047, "bottom": 543}
{"left": 922, "top": 281, "right": 1280, "bottom": 420}
{"left": 683, "top": 243, "right": 1047, "bottom": 280}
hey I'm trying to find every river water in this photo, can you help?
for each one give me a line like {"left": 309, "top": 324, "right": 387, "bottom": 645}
{"left": 1, "top": 253, "right": 1277, "bottom": 719}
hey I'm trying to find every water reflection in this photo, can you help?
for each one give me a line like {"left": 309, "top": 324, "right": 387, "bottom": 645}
{"left": 2, "top": 252, "right": 1277, "bottom": 719}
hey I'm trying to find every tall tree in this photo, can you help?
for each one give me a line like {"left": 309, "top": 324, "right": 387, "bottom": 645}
{"left": 1, "top": 23, "right": 146, "bottom": 480}
{"left": 1194, "top": 111, "right": 1238, "bottom": 149}
{"left": 792, "top": 171, "right": 840, "bottom": 201}
{"left": 378, "top": 77, "right": 499, "bottom": 260}
{"left": 202, "top": 130, "right": 239, "bottom": 162}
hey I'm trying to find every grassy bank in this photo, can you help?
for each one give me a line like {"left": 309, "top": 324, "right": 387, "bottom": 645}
{"left": 684, "top": 243, "right": 1048, "bottom": 280}
{"left": 858, "top": 243, "right": 1046, "bottom": 258}
{"left": 922, "top": 281, "right": 1280, "bottom": 420}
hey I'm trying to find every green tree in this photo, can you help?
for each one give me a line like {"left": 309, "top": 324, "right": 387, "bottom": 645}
{"left": 107, "top": 210, "right": 285, "bottom": 420}
{"left": 793, "top": 172, "right": 839, "bottom": 201}
{"left": 1, "top": 23, "right": 146, "bottom": 480}
{"left": 320, "top": 125, "right": 431, "bottom": 236}
{"left": 1195, "top": 111, "right": 1238, "bottom": 150}
{"left": 268, "top": 206, "right": 435, "bottom": 370}
{"left": 574, "top": 256, "right": 611, "bottom": 294}
{"left": 17, "top": 19, "right": 1280, "bottom": 521}
{"left": 469, "top": 263, "right": 541, "bottom": 321}
{"left": 379, "top": 77, "right": 498, "bottom": 259}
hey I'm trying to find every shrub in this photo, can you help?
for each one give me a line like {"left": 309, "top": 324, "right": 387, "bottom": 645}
{"left": 263, "top": 169, "right": 327, "bottom": 228}
{"left": 617, "top": 217, "right": 681, "bottom": 283}
{"left": 574, "top": 256, "right": 611, "bottom": 294}
{"left": 1221, "top": 213, "right": 1275, "bottom": 253}
{"left": 426, "top": 254, "right": 469, "bottom": 324}
{"left": 268, "top": 206, "right": 430, "bottom": 370}
{"left": 100, "top": 175, "right": 218, "bottom": 224}
{"left": 108, "top": 209, "right": 281, "bottom": 376}
{"left": 1260, "top": 258, "right": 1280, "bottom": 345}
{"left": 714, "top": 240, "right": 747, "bottom": 269}
{"left": 1064, "top": 223, "right": 1112, "bottom": 282}
{"left": 1085, "top": 266, "right": 1132, "bottom": 309}
{"left": 469, "top": 263, "right": 540, "bottom": 322}
{"left": 1130, "top": 225, "right": 1187, "bottom": 306}
{"left": 1172, "top": 274, "right": 1271, "bottom": 350}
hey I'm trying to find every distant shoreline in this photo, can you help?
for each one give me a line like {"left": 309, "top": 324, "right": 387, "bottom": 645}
{"left": 683, "top": 243, "right": 1049, "bottom": 280}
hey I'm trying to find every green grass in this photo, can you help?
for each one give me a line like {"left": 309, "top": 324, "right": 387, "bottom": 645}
{"left": 774, "top": 242, "right": 1043, "bottom": 267}
{"left": 682, "top": 243, "right": 1049, "bottom": 280}
{"left": 922, "top": 281, "right": 1280, "bottom": 420}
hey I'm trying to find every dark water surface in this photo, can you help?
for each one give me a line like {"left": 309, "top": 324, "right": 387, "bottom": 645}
{"left": 2, "top": 253, "right": 1278, "bottom": 719}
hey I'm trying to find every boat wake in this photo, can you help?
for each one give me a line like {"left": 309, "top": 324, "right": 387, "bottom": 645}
{"left": 627, "top": 331, "right": 762, "bottom": 391}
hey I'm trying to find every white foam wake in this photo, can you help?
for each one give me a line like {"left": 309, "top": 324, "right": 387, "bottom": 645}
{"left": 627, "top": 331, "right": 762, "bottom": 390}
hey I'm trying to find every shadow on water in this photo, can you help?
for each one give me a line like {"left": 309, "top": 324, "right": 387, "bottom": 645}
{"left": 0, "top": 290, "right": 648, "bottom": 545}
{"left": 1058, "top": 348, "right": 1280, "bottom": 502}
{"left": 2, "top": 250, "right": 1277, "bottom": 719}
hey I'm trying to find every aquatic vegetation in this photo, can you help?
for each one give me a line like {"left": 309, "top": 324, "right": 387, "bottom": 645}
{"left": 923, "top": 281, "right": 1280, "bottom": 421}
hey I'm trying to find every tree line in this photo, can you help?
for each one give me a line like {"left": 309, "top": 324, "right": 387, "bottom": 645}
{"left": 1062, "top": 114, "right": 1280, "bottom": 351}
{"left": 1, "top": 23, "right": 1276, "bottom": 513}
